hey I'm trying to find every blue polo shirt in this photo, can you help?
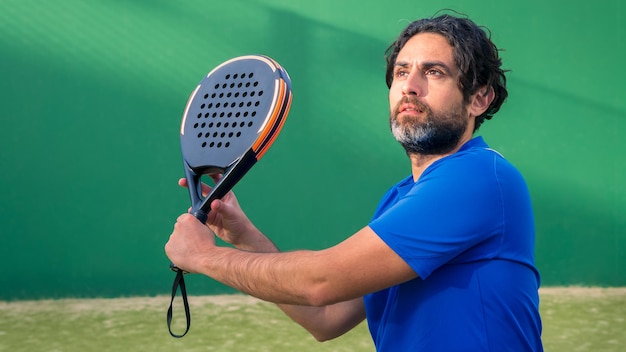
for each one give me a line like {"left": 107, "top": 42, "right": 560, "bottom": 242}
{"left": 366, "top": 136, "right": 543, "bottom": 351}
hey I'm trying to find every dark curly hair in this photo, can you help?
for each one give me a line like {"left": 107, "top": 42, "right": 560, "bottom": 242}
{"left": 385, "top": 13, "right": 508, "bottom": 131}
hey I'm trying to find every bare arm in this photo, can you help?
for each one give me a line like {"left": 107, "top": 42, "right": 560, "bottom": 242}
{"left": 166, "top": 178, "right": 415, "bottom": 340}
{"left": 222, "top": 221, "right": 367, "bottom": 341}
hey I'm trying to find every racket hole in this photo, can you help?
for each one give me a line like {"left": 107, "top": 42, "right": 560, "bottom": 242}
{"left": 193, "top": 123, "right": 199, "bottom": 128}
{"left": 222, "top": 83, "right": 227, "bottom": 89}
{"left": 217, "top": 142, "right": 222, "bottom": 148}
{"left": 197, "top": 113, "right": 202, "bottom": 118}
{"left": 253, "top": 81, "right": 258, "bottom": 87}
{"left": 214, "top": 84, "right": 219, "bottom": 90}
{"left": 233, "top": 74, "right": 238, "bottom": 79}
{"left": 205, "top": 132, "right": 210, "bottom": 138}
{"left": 236, "top": 131, "right": 242, "bottom": 137}
{"left": 201, "top": 103, "right": 205, "bottom": 109}
{"left": 211, "top": 93, "right": 216, "bottom": 98}
{"left": 213, "top": 132, "right": 218, "bottom": 137}
{"left": 228, "top": 132, "right": 233, "bottom": 137}
{"left": 217, "top": 122, "right": 222, "bottom": 127}
{"left": 227, "top": 112, "right": 232, "bottom": 117}
{"left": 251, "top": 111, "right": 257, "bottom": 117}
{"left": 249, "top": 73, "right": 254, "bottom": 78}
{"left": 251, "top": 91, "right": 255, "bottom": 97}
{"left": 230, "top": 83, "right": 235, "bottom": 88}
{"left": 246, "top": 82, "right": 250, "bottom": 87}
{"left": 243, "top": 92, "right": 248, "bottom": 97}
{"left": 258, "top": 91, "right": 264, "bottom": 96}
{"left": 235, "top": 92, "right": 240, "bottom": 97}
{"left": 204, "top": 93, "right": 209, "bottom": 99}
{"left": 239, "top": 102, "right": 244, "bottom": 108}
{"left": 220, "top": 112, "right": 225, "bottom": 117}
{"left": 238, "top": 82, "right": 242, "bottom": 88}
{"left": 201, "top": 122, "right": 206, "bottom": 128}
{"left": 235, "top": 112, "right": 241, "bottom": 117}
{"left": 225, "top": 142, "right": 230, "bottom": 147}
{"left": 212, "top": 112, "right": 217, "bottom": 118}
{"left": 227, "top": 92, "right": 232, "bottom": 98}
{"left": 202, "top": 142, "right": 207, "bottom": 147}
{"left": 231, "top": 102, "right": 236, "bottom": 108}
{"left": 219, "top": 93, "right": 224, "bottom": 98}
{"left": 240, "top": 122, "right": 245, "bottom": 127}
{"left": 243, "top": 112, "right": 248, "bottom": 117}
{"left": 205, "top": 113, "right": 210, "bottom": 118}
{"left": 216, "top": 103, "right": 221, "bottom": 108}
{"left": 220, "top": 132, "right": 225, "bottom": 138}
{"left": 209, "top": 122, "right": 214, "bottom": 127}
{"left": 225, "top": 74, "right": 231, "bottom": 79}
{"left": 208, "top": 103, "right": 213, "bottom": 108}
{"left": 248, "top": 121, "right": 253, "bottom": 127}
{"left": 255, "top": 101, "right": 260, "bottom": 106}
{"left": 241, "top": 73, "right": 246, "bottom": 78}
{"left": 197, "top": 132, "right": 202, "bottom": 138}
{"left": 225, "top": 122, "right": 229, "bottom": 127}
{"left": 247, "top": 102, "right": 252, "bottom": 107}
{"left": 210, "top": 142, "right": 215, "bottom": 147}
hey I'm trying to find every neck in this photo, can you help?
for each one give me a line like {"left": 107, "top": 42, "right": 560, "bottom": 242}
{"left": 408, "top": 132, "right": 474, "bottom": 182}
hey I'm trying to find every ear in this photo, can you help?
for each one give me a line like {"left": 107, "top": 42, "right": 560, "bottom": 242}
{"left": 468, "top": 86, "right": 495, "bottom": 117}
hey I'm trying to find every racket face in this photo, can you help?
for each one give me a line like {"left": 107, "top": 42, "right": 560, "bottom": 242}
{"left": 180, "top": 55, "right": 291, "bottom": 175}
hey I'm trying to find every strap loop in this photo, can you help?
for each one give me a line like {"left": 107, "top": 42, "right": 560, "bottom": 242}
{"left": 167, "top": 270, "right": 191, "bottom": 338}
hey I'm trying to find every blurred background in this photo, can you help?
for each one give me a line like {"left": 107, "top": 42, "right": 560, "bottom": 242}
{"left": 1, "top": 0, "right": 624, "bottom": 300}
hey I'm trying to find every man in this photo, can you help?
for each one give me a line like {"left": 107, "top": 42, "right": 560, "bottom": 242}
{"left": 166, "top": 13, "right": 543, "bottom": 351}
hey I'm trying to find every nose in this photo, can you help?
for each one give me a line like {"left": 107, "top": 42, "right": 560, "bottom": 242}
{"left": 402, "top": 71, "right": 425, "bottom": 96}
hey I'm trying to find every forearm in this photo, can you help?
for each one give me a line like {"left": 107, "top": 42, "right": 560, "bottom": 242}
{"left": 226, "top": 223, "right": 278, "bottom": 252}
{"left": 197, "top": 247, "right": 328, "bottom": 305}
{"left": 277, "top": 299, "right": 366, "bottom": 342}
{"left": 226, "top": 230, "right": 365, "bottom": 340}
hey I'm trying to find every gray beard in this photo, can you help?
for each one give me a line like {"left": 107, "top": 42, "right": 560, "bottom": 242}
{"left": 390, "top": 98, "right": 468, "bottom": 155}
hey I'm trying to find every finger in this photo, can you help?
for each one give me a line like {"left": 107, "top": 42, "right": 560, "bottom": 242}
{"left": 180, "top": 177, "right": 215, "bottom": 198}
{"left": 201, "top": 182, "right": 213, "bottom": 197}
{"left": 209, "top": 173, "right": 224, "bottom": 184}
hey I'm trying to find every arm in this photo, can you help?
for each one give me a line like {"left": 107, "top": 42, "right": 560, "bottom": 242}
{"left": 215, "top": 217, "right": 367, "bottom": 341}
{"left": 168, "top": 179, "right": 369, "bottom": 340}
{"left": 166, "top": 179, "right": 416, "bottom": 340}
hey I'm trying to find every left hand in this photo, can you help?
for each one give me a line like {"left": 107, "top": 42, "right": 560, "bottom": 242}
{"left": 165, "top": 213, "right": 216, "bottom": 273}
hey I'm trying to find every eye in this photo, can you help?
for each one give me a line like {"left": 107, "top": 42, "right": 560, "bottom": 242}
{"left": 425, "top": 68, "right": 444, "bottom": 76}
{"left": 394, "top": 68, "right": 409, "bottom": 78}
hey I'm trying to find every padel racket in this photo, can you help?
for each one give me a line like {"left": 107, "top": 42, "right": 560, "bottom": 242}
{"left": 167, "top": 55, "right": 292, "bottom": 338}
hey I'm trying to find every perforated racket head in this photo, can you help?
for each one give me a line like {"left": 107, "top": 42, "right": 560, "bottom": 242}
{"left": 180, "top": 55, "right": 292, "bottom": 215}
{"left": 181, "top": 55, "right": 291, "bottom": 174}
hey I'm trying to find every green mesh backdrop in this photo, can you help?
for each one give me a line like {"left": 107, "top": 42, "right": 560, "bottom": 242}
{"left": 1, "top": 0, "right": 624, "bottom": 299}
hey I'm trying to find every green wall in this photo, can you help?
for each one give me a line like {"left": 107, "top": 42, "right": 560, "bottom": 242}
{"left": 1, "top": 0, "right": 624, "bottom": 300}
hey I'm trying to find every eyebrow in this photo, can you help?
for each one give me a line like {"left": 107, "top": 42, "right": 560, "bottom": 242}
{"left": 394, "top": 60, "right": 453, "bottom": 75}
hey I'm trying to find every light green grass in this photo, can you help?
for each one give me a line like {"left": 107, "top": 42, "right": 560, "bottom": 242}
{"left": 0, "top": 287, "right": 624, "bottom": 351}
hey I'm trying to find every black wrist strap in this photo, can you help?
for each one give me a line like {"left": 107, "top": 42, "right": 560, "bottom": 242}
{"left": 167, "top": 270, "right": 191, "bottom": 338}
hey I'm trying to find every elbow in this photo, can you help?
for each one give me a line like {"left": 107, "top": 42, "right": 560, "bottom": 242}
{"left": 312, "top": 331, "right": 337, "bottom": 342}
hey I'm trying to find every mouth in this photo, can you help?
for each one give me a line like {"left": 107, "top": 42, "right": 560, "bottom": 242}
{"left": 399, "top": 104, "right": 423, "bottom": 114}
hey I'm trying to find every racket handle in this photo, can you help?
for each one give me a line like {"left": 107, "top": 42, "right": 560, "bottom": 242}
{"left": 169, "top": 263, "right": 184, "bottom": 272}
{"left": 190, "top": 209, "right": 208, "bottom": 224}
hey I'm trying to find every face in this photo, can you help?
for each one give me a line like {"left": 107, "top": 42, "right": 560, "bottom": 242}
{"left": 389, "top": 33, "right": 470, "bottom": 155}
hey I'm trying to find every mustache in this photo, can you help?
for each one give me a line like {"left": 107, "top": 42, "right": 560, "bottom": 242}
{"left": 392, "top": 96, "right": 431, "bottom": 116}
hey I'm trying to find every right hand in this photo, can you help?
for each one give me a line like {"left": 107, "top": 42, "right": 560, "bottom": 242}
{"left": 178, "top": 176, "right": 255, "bottom": 247}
